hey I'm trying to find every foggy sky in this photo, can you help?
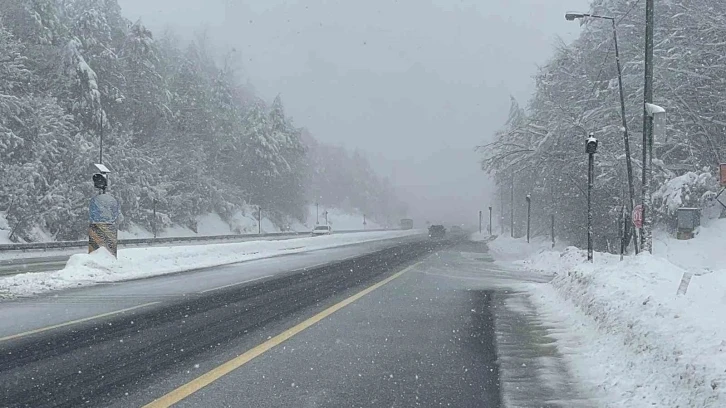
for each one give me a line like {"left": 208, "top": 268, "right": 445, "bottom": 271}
{"left": 118, "top": 0, "right": 586, "bottom": 227}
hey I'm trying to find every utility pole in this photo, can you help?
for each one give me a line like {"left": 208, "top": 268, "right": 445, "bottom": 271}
{"left": 643, "top": 103, "right": 664, "bottom": 253}
{"left": 565, "top": 12, "right": 637, "bottom": 254}
{"left": 152, "top": 199, "right": 157, "bottom": 239}
{"left": 500, "top": 185, "right": 505, "bottom": 234}
{"left": 258, "top": 206, "right": 262, "bottom": 234}
{"left": 586, "top": 135, "right": 599, "bottom": 262}
{"left": 619, "top": 206, "right": 625, "bottom": 261}
{"left": 641, "top": 0, "right": 655, "bottom": 252}
{"left": 488, "top": 206, "right": 492, "bottom": 235}
{"left": 99, "top": 110, "right": 104, "bottom": 164}
{"left": 510, "top": 175, "right": 515, "bottom": 237}
{"left": 315, "top": 202, "right": 319, "bottom": 225}
{"left": 525, "top": 194, "right": 531, "bottom": 243}
{"left": 612, "top": 18, "right": 637, "bottom": 253}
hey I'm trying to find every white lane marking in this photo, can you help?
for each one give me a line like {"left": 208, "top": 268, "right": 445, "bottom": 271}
{"left": 199, "top": 275, "right": 273, "bottom": 294}
{"left": 303, "top": 263, "right": 329, "bottom": 270}
{"left": 0, "top": 301, "right": 160, "bottom": 343}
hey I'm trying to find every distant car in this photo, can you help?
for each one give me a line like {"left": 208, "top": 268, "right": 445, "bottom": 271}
{"left": 312, "top": 225, "right": 332, "bottom": 236}
{"left": 428, "top": 224, "right": 446, "bottom": 238}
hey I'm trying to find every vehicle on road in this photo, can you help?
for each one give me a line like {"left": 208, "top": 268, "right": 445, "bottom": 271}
{"left": 312, "top": 225, "right": 332, "bottom": 236}
{"left": 428, "top": 224, "right": 446, "bottom": 238}
{"left": 400, "top": 218, "right": 414, "bottom": 230}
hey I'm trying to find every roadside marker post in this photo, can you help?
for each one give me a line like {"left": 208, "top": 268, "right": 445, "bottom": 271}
{"left": 89, "top": 193, "right": 120, "bottom": 257}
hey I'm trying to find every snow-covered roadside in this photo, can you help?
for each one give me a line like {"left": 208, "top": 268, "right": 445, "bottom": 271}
{"left": 0, "top": 230, "right": 423, "bottom": 298}
{"left": 490, "top": 223, "right": 726, "bottom": 407}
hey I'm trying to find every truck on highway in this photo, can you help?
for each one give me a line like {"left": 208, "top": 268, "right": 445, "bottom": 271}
{"left": 400, "top": 218, "right": 414, "bottom": 230}
{"left": 428, "top": 224, "right": 446, "bottom": 239}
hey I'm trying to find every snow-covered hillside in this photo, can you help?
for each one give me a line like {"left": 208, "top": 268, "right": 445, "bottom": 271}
{"left": 291, "top": 205, "right": 382, "bottom": 232}
{"left": 119, "top": 209, "right": 281, "bottom": 239}
{"left": 0, "top": 206, "right": 386, "bottom": 244}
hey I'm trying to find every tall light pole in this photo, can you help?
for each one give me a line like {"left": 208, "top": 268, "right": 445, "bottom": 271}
{"left": 99, "top": 110, "right": 104, "bottom": 164}
{"left": 510, "top": 175, "right": 515, "bottom": 237}
{"left": 152, "top": 198, "right": 157, "bottom": 239}
{"left": 315, "top": 202, "right": 319, "bottom": 225}
{"left": 641, "top": 0, "right": 655, "bottom": 252}
{"left": 525, "top": 194, "right": 531, "bottom": 243}
{"left": 258, "top": 206, "right": 262, "bottom": 234}
{"left": 566, "top": 12, "right": 638, "bottom": 254}
{"left": 643, "top": 103, "right": 665, "bottom": 253}
{"left": 586, "top": 134, "right": 599, "bottom": 262}
{"left": 488, "top": 206, "right": 492, "bottom": 235}
{"left": 500, "top": 185, "right": 505, "bottom": 235}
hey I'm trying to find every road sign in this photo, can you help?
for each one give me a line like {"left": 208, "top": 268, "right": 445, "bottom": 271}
{"left": 89, "top": 223, "right": 118, "bottom": 257}
{"left": 632, "top": 204, "right": 643, "bottom": 229}
{"left": 89, "top": 194, "right": 120, "bottom": 223}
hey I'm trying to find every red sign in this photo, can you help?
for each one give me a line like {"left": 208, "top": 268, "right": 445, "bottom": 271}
{"left": 632, "top": 204, "right": 643, "bottom": 228}
{"left": 720, "top": 163, "right": 726, "bottom": 186}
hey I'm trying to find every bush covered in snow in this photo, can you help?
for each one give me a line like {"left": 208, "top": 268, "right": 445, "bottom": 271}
{"left": 652, "top": 171, "right": 721, "bottom": 228}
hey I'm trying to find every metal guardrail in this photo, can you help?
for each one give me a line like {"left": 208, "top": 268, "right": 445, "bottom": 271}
{"left": 0, "top": 229, "right": 393, "bottom": 252}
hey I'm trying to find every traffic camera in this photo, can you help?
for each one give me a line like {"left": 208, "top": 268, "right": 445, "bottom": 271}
{"left": 92, "top": 163, "right": 110, "bottom": 192}
{"left": 586, "top": 133, "right": 599, "bottom": 154}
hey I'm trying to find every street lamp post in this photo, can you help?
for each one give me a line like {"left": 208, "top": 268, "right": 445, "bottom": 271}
{"left": 510, "top": 175, "right": 515, "bottom": 237}
{"left": 525, "top": 194, "right": 531, "bottom": 243}
{"left": 99, "top": 110, "right": 104, "bottom": 165}
{"left": 566, "top": 12, "right": 638, "bottom": 254}
{"left": 500, "top": 186, "right": 505, "bottom": 235}
{"left": 315, "top": 202, "right": 319, "bottom": 225}
{"left": 642, "top": 0, "right": 655, "bottom": 252}
{"left": 488, "top": 206, "right": 492, "bottom": 235}
{"left": 258, "top": 206, "right": 262, "bottom": 234}
{"left": 152, "top": 198, "right": 157, "bottom": 239}
{"left": 642, "top": 103, "right": 665, "bottom": 253}
{"left": 586, "top": 134, "right": 599, "bottom": 262}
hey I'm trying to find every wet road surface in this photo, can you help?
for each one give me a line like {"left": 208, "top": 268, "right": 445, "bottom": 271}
{"left": 0, "top": 236, "right": 595, "bottom": 407}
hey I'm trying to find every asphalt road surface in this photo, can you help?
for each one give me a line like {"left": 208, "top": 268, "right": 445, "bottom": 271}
{"left": 0, "top": 234, "right": 594, "bottom": 408}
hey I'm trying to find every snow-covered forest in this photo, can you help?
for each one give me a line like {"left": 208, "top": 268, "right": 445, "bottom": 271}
{"left": 0, "top": 0, "right": 405, "bottom": 242}
{"left": 481, "top": 0, "right": 725, "bottom": 249}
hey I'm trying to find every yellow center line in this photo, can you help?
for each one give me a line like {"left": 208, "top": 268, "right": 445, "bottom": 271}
{"left": 0, "top": 301, "right": 160, "bottom": 343}
{"left": 143, "top": 261, "right": 421, "bottom": 408}
{"left": 199, "top": 275, "right": 273, "bottom": 294}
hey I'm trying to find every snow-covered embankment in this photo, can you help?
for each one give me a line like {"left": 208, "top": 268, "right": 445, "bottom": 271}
{"left": 488, "top": 222, "right": 726, "bottom": 407}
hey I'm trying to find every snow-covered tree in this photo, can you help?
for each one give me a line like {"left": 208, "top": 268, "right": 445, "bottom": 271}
{"left": 0, "top": 0, "right": 406, "bottom": 240}
{"left": 481, "top": 0, "right": 726, "bottom": 250}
